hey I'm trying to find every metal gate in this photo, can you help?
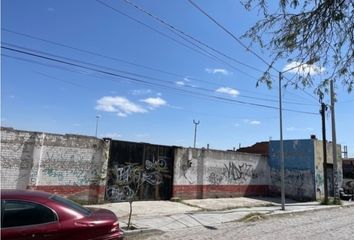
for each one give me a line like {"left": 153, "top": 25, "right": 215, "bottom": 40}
{"left": 105, "top": 140, "right": 174, "bottom": 202}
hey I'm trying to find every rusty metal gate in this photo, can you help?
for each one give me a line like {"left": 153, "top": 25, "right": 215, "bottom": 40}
{"left": 105, "top": 140, "right": 174, "bottom": 202}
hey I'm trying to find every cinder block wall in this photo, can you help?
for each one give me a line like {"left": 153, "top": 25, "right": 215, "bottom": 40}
{"left": 1, "top": 127, "right": 110, "bottom": 203}
{"left": 173, "top": 148, "right": 270, "bottom": 199}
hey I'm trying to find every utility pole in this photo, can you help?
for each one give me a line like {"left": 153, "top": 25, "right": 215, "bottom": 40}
{"left": 330, "top": 80, "right": 339, "bottom": 200}
{"left": 279, "top": 72, "right": 285, "bottom": 211}
{"left": 193, "top": 120, "right": 200, "bottom": 148}
{"left": 320, "top": 103, "right": 328, "bottom": 202}
{"left": 95, "top": 115, "right": 100, "bottom": 138}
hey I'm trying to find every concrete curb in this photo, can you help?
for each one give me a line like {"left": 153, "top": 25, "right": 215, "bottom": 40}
{"left": 115, "top": 200, "right": 354, "bottom": 238}
{"left": 236, "top": 203, "right": 354, "bottom": 223}
{"left": 122, "top": 228, "right": 164, "bottom": 239}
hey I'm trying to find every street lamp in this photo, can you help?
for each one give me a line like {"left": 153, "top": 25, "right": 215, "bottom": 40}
{"left": 95, "top": 115, "right": 100, "bottom": 138}
{"left": 278, "top": 72, "right": 285, "bottom": 211}
{"left": 193, "top": 120, "right": 200, "bottom": 148}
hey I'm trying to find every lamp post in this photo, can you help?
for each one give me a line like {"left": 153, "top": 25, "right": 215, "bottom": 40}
{"left": 193, "top": 120, "right": 200, "bottom": 148}
{"left": 95, "top": 115, "right": 100, "bottom": 138}
{"left": 278, "top": 72, "right": 285, "bottom": 210}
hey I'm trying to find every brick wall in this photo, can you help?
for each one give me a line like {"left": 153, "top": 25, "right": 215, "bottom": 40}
{"left": 1, "top": 127, "right": 110, "bottom": 203}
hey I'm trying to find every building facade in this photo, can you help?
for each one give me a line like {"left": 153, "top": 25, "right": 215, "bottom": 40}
{"left": 1, "top": 127, "right": 343, "bottom": 203}
{"left": 269, "top": 138, "right": 342, "bottom": 201}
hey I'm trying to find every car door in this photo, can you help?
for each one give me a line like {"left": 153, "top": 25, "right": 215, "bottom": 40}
{"left": 1, "top": 200, "right": 61, "bottom": 240}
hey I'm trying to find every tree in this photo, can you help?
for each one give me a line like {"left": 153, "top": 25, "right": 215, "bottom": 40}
{"left": 106, "top": 162, "right": 169, "bottom": 229}
{"left": 241, "top": 0, "right": 353, "bottom": 97}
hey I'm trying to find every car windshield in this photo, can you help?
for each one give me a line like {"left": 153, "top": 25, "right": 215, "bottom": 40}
{"left": 50, "top": 195, "right": 91, "bottom": 216}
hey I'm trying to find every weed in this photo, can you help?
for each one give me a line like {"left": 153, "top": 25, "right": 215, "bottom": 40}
{"left": 239, "top": 212, "right": 265, "bottom": 222}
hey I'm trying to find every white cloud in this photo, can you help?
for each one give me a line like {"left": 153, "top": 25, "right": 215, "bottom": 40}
{"left": 141, "top": 97, "right": 167, "bottom": 108}
{"left": 216, "top": 87, "right": 240, "bottom": 97}
{"left": 176, "top": 81, "right": 185, "bottom": 86}
{"left": 283, "top": 61, "right": 325, "bottom": 76}
{"left": 117, "top": 112, "right": 128, "bottom": 117}
{"left": 243, "top": 119, "right": 261, "bottom": 125}
{"left": 206, "top": 68, "right": 231, "bottom": 75}
{"left": 96, "top": 96, "right": 146, "bottom": 117}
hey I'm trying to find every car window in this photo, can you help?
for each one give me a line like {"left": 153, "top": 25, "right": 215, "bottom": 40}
{"left": 2, "top": 200, "right": 58, "bottom": 228}
{"left": 50, "top": 195, "right": 91, "bottom": 216}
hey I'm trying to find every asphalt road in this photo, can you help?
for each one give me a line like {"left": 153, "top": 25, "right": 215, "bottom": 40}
{"left": 133, "top": 206, "right": 354, "bottom": 240}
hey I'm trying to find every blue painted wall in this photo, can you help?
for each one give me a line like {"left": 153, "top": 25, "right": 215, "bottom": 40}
{"left": 269, "top": 139, "right": 315, "bottom": 171}
{"left": 269, "top": 139, "right": 316, "bottom": 201}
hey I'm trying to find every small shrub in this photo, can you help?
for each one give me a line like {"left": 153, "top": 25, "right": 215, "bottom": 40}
{"left": 320, "top": 197, "right": 342, "bottom": 205}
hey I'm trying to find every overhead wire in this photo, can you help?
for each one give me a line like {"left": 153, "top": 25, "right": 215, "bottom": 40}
{"left": 187, "top": 0, "right": 319, "bottom": 103}
{"left": 187, "top": 0, "right": 276, "bottom": 70}
{"left": 2, "top": 42, "right": 316, "bottom": 107}
{"left": 100, "top": 0, "right": 266, "bottom": 78}
{"left": 122, "top": 0, "right": 266, "bottom": 73}
{"left": 2, "top": 44, "right": 318, "bottom": 115}
{"left": 3, "top": 28, "right": 290, "bottom": 101}
{"left": 94, "top": 0, "right": 258, "bottom": 79}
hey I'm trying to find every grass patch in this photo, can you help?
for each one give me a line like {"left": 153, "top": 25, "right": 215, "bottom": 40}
{"left": 239, "top": 212, "right": 266, "bottom": 222}
{"left": 320, "top": 198, "right": 342, "bottom": 205}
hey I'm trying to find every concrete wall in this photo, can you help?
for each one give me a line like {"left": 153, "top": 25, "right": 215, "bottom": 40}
{"left": 1, "top": 127, "right": 110, "bottom": 203}
{"left": 314, "top": 141, "right": 342, "bottom": 199}
{"left": 173, "top": 148, "right": 270, "bottom": 199}
{"left": 269, "top": 139, "right": 316, "bottom": 201}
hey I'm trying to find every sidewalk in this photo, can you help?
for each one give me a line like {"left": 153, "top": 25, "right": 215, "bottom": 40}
{"left": 88, "top": 197, "right": 354, "bottom": 236}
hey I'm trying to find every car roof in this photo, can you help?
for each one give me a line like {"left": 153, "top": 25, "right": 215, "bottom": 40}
{"left": 1, "top": 189, "right": 54, "bottom": 203}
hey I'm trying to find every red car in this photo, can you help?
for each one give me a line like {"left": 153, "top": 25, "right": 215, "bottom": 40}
{"left": 1, "top": 190, "right": 124, "bottom": 240}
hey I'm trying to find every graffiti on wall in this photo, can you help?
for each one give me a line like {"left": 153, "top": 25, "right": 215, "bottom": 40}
{"left": 179, "top": 150, "right": 194, "bottom": 184}
{"left": 1, "top": 128, "right": 106, "bottom": 194}
{"left": 37, "top": 150, "right": 101, "bottom": 186}
{"left": 206, "top": 162, "right": 260, "bottom": 185}
{"left": 271, "top": 168, "right": 313, "bottom": 200}
{"left": 344, "top": 180, "right": 354, "bottom": 191}
{"left": 106, "top": 164, "right": 141, "bottom": 201}
{"left": 222, "top": 162, "right": 258, "bottom": 183}
{"left": 106, "top": 157, "right": 170, "bottom": 202}
{"left": 208, "top": 168, "right": 224, "bottom": 185}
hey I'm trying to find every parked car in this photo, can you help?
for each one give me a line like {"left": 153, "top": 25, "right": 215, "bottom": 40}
{"left": 1, "top": 189, "right": 123, "bottom": 240}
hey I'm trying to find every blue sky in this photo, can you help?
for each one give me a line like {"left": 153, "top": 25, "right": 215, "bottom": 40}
{"left": 1, "top": 0, "right": 353, "bottom": 156}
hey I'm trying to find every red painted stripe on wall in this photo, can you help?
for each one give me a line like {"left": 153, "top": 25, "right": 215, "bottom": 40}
{"left": 28, "top": 185, "right": 106, "bottom": 198}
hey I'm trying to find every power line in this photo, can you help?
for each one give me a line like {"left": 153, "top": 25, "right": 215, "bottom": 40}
{"left": 2, "top": 44, "right": 318, "bottom": 115}
{"left": 2, "top": 27, "right": 189, "bottom": 78}
{"left": 121, "top": 0, "right": 317, "bottom": 103}
{"left": 187, "top": 0, "right": 319, "bottom": 103}
{"left": 2, "top": 28, "right": 281, "bottom": 100}
{"left": 120, "top": 0, "right": 268, "bottom": 76}
{"left": 94, "top": 1, "right": 258, "bottom": 79}
{"left": 2, "top": 42, "right": 316, "bottom": 107}
{"left": 187, "top": 0, "right": 276, "bottom": 71}
{"left": 3, "top": 28, "right": 251, "bottom": 86}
